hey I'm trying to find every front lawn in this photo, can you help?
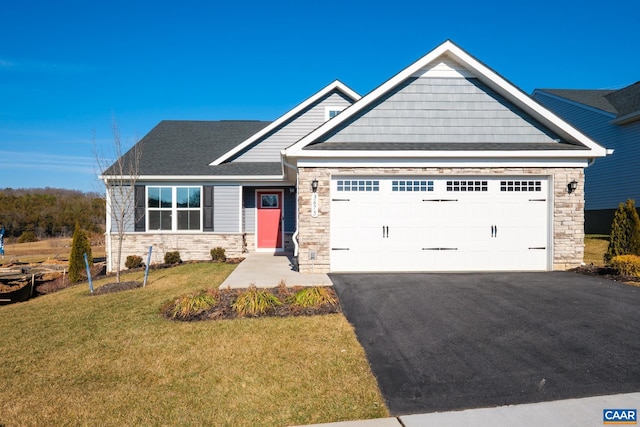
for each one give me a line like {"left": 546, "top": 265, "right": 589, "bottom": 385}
{"left": 584, "top": 234, "right": 609, "bottom": 266}
{"left": 0, "top": 263, "right": 387, "bottom": 426}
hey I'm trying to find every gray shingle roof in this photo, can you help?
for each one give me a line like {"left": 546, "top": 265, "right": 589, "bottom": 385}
{"left": 537, "top": 82, "right": 640, "bottom": 117}
{"left": 537, "top": 89, "right": 618, "bottom": 114}
{"left": 104, "top": 120, "right": 274, "bottom": 177}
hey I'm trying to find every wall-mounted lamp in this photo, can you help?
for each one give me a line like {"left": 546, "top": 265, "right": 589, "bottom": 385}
{"left": 567, "top": 180, "right": 578, "bottom": 194}
{"left": 311, "top": 179, "right": 319, "bottom": 193}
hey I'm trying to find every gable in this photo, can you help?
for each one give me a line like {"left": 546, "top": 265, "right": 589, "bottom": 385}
{"left": 233, "top": 90, "right": 354, "bottom": 162}
{"left": 285, "top": 40, "right": 608, "bottom": 159}
{"left": 319, "top": 70, "right": 561, "bottom": 147}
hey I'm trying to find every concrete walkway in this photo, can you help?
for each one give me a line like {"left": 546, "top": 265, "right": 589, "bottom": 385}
{"left": 219, "top": 252, "right": 332, "bottom": 288}
{"left": 294, "top": 392, "right": 640, "bottom": 426}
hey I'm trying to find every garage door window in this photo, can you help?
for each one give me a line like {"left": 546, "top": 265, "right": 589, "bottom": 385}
{"left": 446, "top": 180, "right": 488, "bottom": 192}
{"left": 392, "top": 180, "right": 434, "bottom": 192}
{"left": 500, "top": 180, "right": 542, "bottom": 192}
{"left": 337, "top": 180, "right": 379, "bottom": 192}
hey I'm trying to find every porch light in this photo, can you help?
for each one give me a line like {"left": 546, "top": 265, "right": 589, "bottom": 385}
{"left": 567, "top": 180, "right": 578, "bottom": 194}
{"left": 311, "top": 179, "right": 319, "bottom": 193}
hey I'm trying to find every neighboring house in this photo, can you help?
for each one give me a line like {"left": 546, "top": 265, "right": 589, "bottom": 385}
{"left": 103, "top": 40, "right": 608, "bottom": 274}
{"left": 532, "top": 83, "right": 640, "bottom": 234}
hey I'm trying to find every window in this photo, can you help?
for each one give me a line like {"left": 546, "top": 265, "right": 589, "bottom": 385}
{"left": 325, "top": 106, "right": 346, "bottom": 121}
{"left": 500, "top": 180, "right": 542, "bottom": 192}
{"left": 148, "top": 186, "right": 201, "bottom": 231}
{"left": 392, "top": 180, "right": 434, "bottom": 192}
{"left": 446, "top": 180, "right": 488, "bottom": 192}
{"left": 336, "top": 180, "right": 380, "bottom": 192}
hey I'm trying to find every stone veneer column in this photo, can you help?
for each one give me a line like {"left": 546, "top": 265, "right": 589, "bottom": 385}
{"left": 297, "top": 168, "right": 332, "bottom": 273}
{"left": 295, "top": 166, "right": 586, "bottom": 274}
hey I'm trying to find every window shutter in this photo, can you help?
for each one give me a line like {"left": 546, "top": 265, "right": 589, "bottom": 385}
{"left": 203, "top": 185, "right": 214, "bottom": 231}
{"left": 134, "top": 185, "right": 146, "bottom": 232}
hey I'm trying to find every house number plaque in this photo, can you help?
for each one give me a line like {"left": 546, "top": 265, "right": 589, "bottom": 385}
{"left": 311, "top": 193, "right": 319, "bottom": 218}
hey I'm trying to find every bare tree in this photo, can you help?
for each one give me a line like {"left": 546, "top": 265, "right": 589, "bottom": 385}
{"left": 95, "top": 118, "right": 143, "bottom": 283}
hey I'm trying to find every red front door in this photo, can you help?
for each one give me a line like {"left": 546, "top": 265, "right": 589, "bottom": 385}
{"left": 257, "top": 191, "right": 283, "bottom": 249}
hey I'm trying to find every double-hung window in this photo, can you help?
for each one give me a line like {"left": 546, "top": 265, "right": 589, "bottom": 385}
{"left": 147, "top": 186, "right": 201, "bottom": 231}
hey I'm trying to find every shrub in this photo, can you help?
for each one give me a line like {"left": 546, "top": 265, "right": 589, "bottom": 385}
{"left": 606, "top": 199, "right": 640, "bottom": 262}
{"left": 125, "top": 255, "right": 144, "bottom": 269}
{"left": 287, "top": 286, "right": 338, "bottom": 308}
{"left": 232, "top": 286, "right": 282, "bottom": 316}
{"left": 210, "top": 247, "right": 226, "bottom": 262}
{"left": 610, "top": 255, "right": 640, "bottom": 277}
{"left": 171, "top": 289, "right": 218, "bottom": 320}
{"left": 69, "top": 224, "right": 92, "bottom": 283}
{"left": 17, "top": 230, "right": 38, "bottom": 243}
{"left": 164, "top": 251, "right": 182, "bottom": 265}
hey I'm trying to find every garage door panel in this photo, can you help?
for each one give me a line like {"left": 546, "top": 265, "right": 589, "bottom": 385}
{"left": 330, "top": 177, "right": 549, "bottom": 272}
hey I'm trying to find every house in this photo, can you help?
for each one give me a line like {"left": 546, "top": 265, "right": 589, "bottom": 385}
{"left": 532, "top": 83, "right": 639, "bottom": 234}
{"left": 103, "top": 40, "right": 608, "bottom": 274}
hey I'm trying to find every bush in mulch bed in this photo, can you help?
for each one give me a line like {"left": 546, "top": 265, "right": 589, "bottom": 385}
{"left": 162, "top": 284, "right": 341, "bottom": 321}
{"left": 571, "top": 264, "right": 640, "bottom": 285}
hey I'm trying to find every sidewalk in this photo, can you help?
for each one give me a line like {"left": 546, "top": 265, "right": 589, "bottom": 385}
{"left": 219, "top": 252, "right": 331, "bottom": 288}
{"left": 294, "top": 392, "right": 640, "bottom": 426}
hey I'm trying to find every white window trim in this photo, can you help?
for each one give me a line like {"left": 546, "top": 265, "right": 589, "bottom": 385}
{"left": 146, "top": 186, "right": 203, "bottom": 232}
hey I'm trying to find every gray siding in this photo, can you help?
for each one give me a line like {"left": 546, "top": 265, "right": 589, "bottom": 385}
{"left": 213, "top": 186, "right": 241, "bottom": 232}
{"left": 108, "top": 185, "right": 135, "bottom": 233}
{"left": 235, "top": 91, "right": 353, "bottom": 162}
{"left": 242, "top": 187, "right": 256, "bottom": 233}
{"left": 534, "top": 92, "right": 640, "bottom": 211}
{"left": 325, "top": 77, "right": 559, "bottom": 144}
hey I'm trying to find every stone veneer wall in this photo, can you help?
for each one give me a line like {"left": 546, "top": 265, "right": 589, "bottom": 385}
{"left": 297, "top": 166, "right": 585, "bottom": 273}
{"left": 108, "top": 233, "right": 243, "bottom": 272}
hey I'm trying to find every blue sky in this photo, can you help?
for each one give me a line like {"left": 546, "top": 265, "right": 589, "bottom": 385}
{"left": 1, "top": 0, "right": 638, "bottom": 193}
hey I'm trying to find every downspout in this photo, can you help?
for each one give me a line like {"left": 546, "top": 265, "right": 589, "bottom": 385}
{"left": 281, "top": 152, "right": 300, "bottom": 259}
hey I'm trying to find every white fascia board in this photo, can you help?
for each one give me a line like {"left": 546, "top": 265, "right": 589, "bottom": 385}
{"left": 285, "top": 40, "right": 608, "bottom": 158}
{"left": 296, "top": 157, "right": 590, "bottom": 169}
{"left": 209, "top": 80, "right": 360, "bottom": 166}
{"left": 103, "top": 175, "right": 285, "bottom": 183}
{"left": 291, "top": 148, "right": 598, "bottom": 159}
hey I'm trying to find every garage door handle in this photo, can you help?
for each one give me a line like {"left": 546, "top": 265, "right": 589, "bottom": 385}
{"left": 422, "top": 199, "right": 459, "bottom": 202}
{"left": 332, "top": 198, "right": 350, "bottom": 202}
{"left": 382, "top": 225, "right": 389, "bottom": 238}
{"left": 491, "top": 225, "right": 497, "bottom": 237}
{"left": 529, "top": 199, "right": 546, "bottom": 202}
{"left": 422, "top": 247, "right": 458, "bottom": 251}
{"left": 331, "top": 248, "right": 350, "bottom": 251}
{"left": 528, "top": 247, "right": 546, "bottom": 250}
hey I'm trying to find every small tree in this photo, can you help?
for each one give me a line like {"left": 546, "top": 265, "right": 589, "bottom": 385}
{"left": 605, "top": 199, "right": 640, "bottom": 262}
{"left": 69, "top": 223, "right": 93, "bottom": 283}
{"left": 95, "top": 118, "right": 142, "bottom": 283}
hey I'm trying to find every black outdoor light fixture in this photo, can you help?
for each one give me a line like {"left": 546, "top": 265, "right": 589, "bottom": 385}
{"left": 567, "top": 180, "right": 578, "bottom": 194}
{"left": 311, "top": 178, "right": 319, "bottom": 193}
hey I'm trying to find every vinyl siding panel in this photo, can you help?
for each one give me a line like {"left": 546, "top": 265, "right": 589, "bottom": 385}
{"left": 235, "top": 91, "right": 353, "bottom": 162}
{"left": 325, "top": 77, "right": 559, "bottom": 144}
{"left": 213, "top": 186, "right": 240, "bottom": 232}
{"left": 534, "top": 92, "right": 640, "bottom": 211}
{"left": 108, "top": 185, "right": 135, "bottom": 233}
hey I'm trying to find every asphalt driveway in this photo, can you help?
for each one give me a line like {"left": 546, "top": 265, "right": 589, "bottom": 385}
{"left": 330, "top": 272, "right": 640, "bottom": 415}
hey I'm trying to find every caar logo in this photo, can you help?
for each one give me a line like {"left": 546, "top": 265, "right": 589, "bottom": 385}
{"left": 603, "top": 409, "right": 637, "bottom": 424}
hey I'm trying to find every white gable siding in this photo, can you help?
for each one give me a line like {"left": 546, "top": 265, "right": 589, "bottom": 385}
{"left": 325, "top": 77, "right": 558, "bottom": 144}
{"left": 235, "top": 91, "right": 353, "bottom": 162}
{"left": 534, "top": 92, "right": 640, "bottom": 211}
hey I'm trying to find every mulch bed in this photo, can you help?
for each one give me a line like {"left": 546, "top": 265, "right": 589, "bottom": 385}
{"left": 570, "top": 264, "right": 640, "bottom": 286}
{"left": 162, "top": 286, "right": 341, "bottom": 321}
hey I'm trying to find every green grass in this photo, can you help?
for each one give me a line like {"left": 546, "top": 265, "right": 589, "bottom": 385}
{"left": 584, "top": 234, "right": 610, "bottom": 266}
{"left": 0, "top": 263, "right": 387, "bottom": 426}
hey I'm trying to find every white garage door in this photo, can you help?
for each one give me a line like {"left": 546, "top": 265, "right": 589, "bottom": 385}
{"left": 330, "top": 177, "right": 550, "bottom": 272}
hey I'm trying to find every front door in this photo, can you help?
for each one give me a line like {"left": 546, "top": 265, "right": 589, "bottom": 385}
{"left": 257, "top": 191, "right": 283, "bottom": 250}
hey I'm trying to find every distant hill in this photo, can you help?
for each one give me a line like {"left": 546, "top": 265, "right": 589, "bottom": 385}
{"left": 0, "top": 188, "right": 105, "bottom": 239}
